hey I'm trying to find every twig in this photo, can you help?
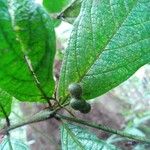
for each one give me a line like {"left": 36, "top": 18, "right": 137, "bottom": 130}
{"left": 55, "top": 114, "right": 150, "bottom": 144}
{"left": 0, "top": 103, "right": 13, "bottom": 149}
{"left": 0, "top": 109, "right": 56, "bottom": 135}
{"left": 54, "top": 95, "right": 76, "bottom": 117}
{"left": 2, "top": 108, "right": 148, "bottom": 144}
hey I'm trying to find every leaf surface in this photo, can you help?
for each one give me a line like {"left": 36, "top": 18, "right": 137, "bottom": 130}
{"left": 59, "top": 0, "right": 83, "bottom": 24}
{"left": 43, "top": 0, "right": 69, "bottom": 13}
{"left": 0, "top": 138, "right": 30, "bottom": 150}
{"left": 59, "top": 0, "right": 150, "bottom": 102}
{"left": 0, "top": 0, "right": 56, "bottom": 101}
{"left": 61, "top": 123, "right": 119, "bottom": 150}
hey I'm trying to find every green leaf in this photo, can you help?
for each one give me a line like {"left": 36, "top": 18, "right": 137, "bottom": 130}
{"left": 43, "top": 0, "right": 69, "bottom": 13}
{"left": 58, "top": 0, "right": 150, "bottom": 103}
{"left": 58, "top": 0, "right": 83, "bottom": 24}
{"left": 124, "top": 128, "right": 145, "bottom": 137}
{"left": 0, "top": 138, "right": 30, "bottom": 150}
{"left": 61, "top": 123, "right": 119, "bottom": 150}
{"left": 0, "top": 89, "right": 12, "bottom": 118}
{"left": 0, "top": 0, "right": 55, "bottom": 102}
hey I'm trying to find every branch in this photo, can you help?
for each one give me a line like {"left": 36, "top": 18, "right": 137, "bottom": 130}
{"left": 0, "top": 109, "right": 56, "bottom": 135}
{"left": 0, "top": 103, "right": 13, "bottom": 149}
{"left": 1, "top": 108, "right": 149, "bottom": 144}
{"left": 56, "top": 114, "right": 150, "bottom": 144}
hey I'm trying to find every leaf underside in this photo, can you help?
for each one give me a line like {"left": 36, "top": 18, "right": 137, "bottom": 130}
{"left": 61, "top": 123, "right": 119, "bottom": 150}
{"left": 0, "top": 0, "right": 55, "bottom": 102}
{"left": 59, "top": 0, "right": 150, "bottom": 103}
{"left": 0, "top": 138, "right": 30, "bottom": 150}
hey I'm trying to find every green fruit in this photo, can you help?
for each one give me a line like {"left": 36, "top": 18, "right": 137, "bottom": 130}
{"left": 68, "top": 83, "right": 82, "bottom": 98}
{"left": 70, "top": 98, "right": 86, "bottom": 110}
{"left": 80, "top": 103, "right": 91, "bottom": 114}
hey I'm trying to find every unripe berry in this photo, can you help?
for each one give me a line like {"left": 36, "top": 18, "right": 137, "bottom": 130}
{"left": 68, "top": 83, "right": 82, "bottom": 98}
{"left": 80, "top": 102, "right": 91, "bottom": 114}
{"left": 70, "top": 98, "right": 86, "bottom": 110}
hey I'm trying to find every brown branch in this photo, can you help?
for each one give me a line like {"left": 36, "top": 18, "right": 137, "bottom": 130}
{"left": 56, "top": 114, "right": 150, "bottom": 144}
{"left": 0, "top": 109, "right": 56, "bottom": 135}
{"left": 0, "top": 103, "right": 13, "bottom": 149}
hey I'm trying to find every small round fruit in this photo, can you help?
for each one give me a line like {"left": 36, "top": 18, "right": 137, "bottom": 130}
{"left": 70, "top": 98, "right": 86, "bottom": 110}
{"left": 80, "top": 103, "right": 91, "bottom": 114}
{"left": 68, "top": 83, "right": 82, "bottom": 98}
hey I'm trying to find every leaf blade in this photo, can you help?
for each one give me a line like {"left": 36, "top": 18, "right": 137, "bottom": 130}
{"left": 0, "top": 138, "right": 30, "bottom": 150}
{"left": 61, "top": 123, "right": 119, "bottom": 150}
{"left": 58, "top": 0, "right": 83, "bottom": 24}
{"left": 59, "top": 0, "right": 150, "bottom": 102}
{"left": 43, "top": 0, "right": 69, "bottom": 13}
{"left": 0, "top": 0, "right": 56, "bottom": 102}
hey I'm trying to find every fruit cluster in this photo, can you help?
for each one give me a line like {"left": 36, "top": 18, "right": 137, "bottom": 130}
{"left": 68, "top": 83, "right": 91, "bottom": 113}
